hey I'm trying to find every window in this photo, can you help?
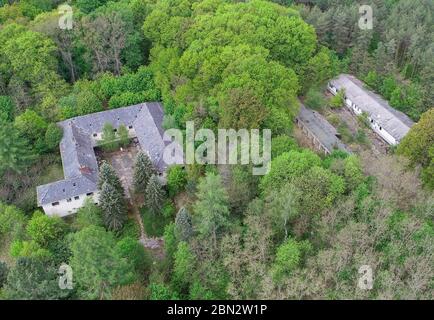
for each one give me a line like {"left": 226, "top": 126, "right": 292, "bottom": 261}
{"left": 67, "top": 198, "right": 72, "bottom": 202}
{"left": 52, "top": 202, "right": 60, "bottom": 206}
{"left": 86, "top": 192, "right": 94, "bottom": 196}
{"left": 74, "top": 196, "right": 80, "bottom": 200}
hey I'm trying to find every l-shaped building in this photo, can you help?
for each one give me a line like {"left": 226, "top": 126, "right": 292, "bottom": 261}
{"left": 36, "top": 102, "right": 183, "bottom": 217}
{"left": 328, "top": 74, "right": 414, "bottom": 145}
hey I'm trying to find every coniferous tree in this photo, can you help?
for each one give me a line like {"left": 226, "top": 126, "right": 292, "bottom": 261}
{"left": 145, "top": 175, "right": 164, "bottom": 214}
{"left": 133, "top": 152, "right": 155, "bottom": 193}
{"left": 98, "top": 161, "right": 124, "bottom": 196}
{"left": 175, "top": 207, "right": 193, "bottom": 241}
{"left": 193, "top": 173, "right": 230, "bottom": 248}
{"left": 0, "top": 121, "right": 35, "bottom": 174}
{"left": 99, "top": 182, "right": 127, "bottom": 231}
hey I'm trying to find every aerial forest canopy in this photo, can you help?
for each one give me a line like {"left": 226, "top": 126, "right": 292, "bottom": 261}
{"left": 0, "top": 0, "right": 432, "bottom": 301}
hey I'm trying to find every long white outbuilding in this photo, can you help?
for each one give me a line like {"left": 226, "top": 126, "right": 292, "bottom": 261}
{"left": 328, "top": 74, "right": 414, "bottom": 145}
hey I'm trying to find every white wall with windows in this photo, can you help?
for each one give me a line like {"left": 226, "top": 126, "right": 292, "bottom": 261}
{"left": 327, "top": 83, "right": 398, "bottom": 145}
{"left": 42, "top": 192, "right": 100, "bottom": 217}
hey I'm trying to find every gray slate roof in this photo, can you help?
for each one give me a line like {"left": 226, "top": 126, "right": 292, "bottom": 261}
{"left": 297, "top": 104, "right": 351, "bottom": 154}
{"left": 330, "top": 74, "right": 414, "bottom": 142}
{"left": 37, "top": 102, "right": 182, "bottom": 206}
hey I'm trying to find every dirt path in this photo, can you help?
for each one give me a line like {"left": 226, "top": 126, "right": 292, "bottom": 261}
{"left": 128, "top": 194, "right": 165, "bottom": 259}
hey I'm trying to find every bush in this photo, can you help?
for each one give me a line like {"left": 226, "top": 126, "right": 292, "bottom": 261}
{"left": 329, "top": 90, "right": 344, "bottom": 108}
{"left": 304, "top": 87, "right": 326, "bottom": 110}
{"left": 26, "top": 211, "right": 67, "bottom": 247}
{"left": 142, "top": 207, "right": 172, "bottom": 237}
{"left": 327, "top": 113, "right": 341, "bottom": 127}
{"left": 271, "top": 135, "right": 297, "bottom": 159}
{"left": 167, "top": 165, "right": 187, "bottom": 197}
{"left": 44, "top": 123, "right": 63, "bottom": 151}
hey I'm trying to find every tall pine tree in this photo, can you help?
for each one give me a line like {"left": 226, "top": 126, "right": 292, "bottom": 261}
{"left": 99, "top": 182, "right": 127, "bottom": 232}
{"left": 133, "top": 152, "right": 155, "bottom": 193}
{"left": 98, "top": 161, "right": 124, "bottom": 196}
{"left": 145, "top": 175, "right": 164, "bottom": 215}
{"left": 175, "top": 207, "right": 193, "bottom": 241}
{"left": 193, "top": 173, "right": 230, "bottom": 249}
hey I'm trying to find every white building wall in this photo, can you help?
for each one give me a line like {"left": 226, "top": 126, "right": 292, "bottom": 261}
{"left": 42, "top": 192, "right": 100, "bottom": 218}
{"left": 328, "top": 82, "right": 397, "bottom": 145}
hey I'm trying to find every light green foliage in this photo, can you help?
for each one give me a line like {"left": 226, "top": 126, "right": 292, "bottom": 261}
{"left": 0, "top": 24, "right": 67, "bottom": 106}
{"left": 266, "top": 183, "right": 302, "bottom": 239}
{"left": 10, "top": 240, "right": 51, "bottom": 259}
{"left": 271, "top": 237, "right": 311, "bottom": 282}
{"left": 74, "top": 199, "right": 104, "bottom": 230}
{"left": 0, "top": 202, "right": 28, "bottom": 240}
{"left": 163, "top": 222, "right": 178, "bottom": 262}
{"left": 118, "top": 125, "right": 130, "bottom": 147}
{"left": 69, "top": 226, "right": 135, "bottom": 299}
{"left": 397, "top": 109, "right": 434, "bottom": 189}
{"left": 271, "top": 135, "right": 298, "bottom": 159}
{"left": 167, "top": 165, "right": 187, "bottom": 197}
{"left": 343, "top": 155, "right": 365, "bottom": 191}
{"left": 302, "top": 46, "right": 333, "bottom": 91}
{"left": 115, "top": 236, "right": 150, "bottom": 276}
{"left": 14, "top": 109, "right": 48, "bottom": 151}
{"left": 26, "top": 211, "right": 66, "bottom": 247}
{"left": 329, "top": 90, "right": 344, "bottom": 108}
{"left": 380, "top": 76, "right": 397, "bottom": 100}
{"left": 44, "top": 123, "right": 63, "bottom": 152}
{"left": 260, "top": 150, "right": 321, "bottom": 194}
{"left": 100, "top": 123, "right": 118, "bottom": 151}
{"left": 304, "top": 87, "right": 326, "bottom": 110}
{"left": 76, "top": 90, "right": 103, "bottom": 116}
{"left": 364, "top": 70, "right": 380, "bottom": 89}
{"left": 172, "top": 241, "right": 195, "bottom": 294}
{"left": 149, "top": 281, "right": 179, "bottom": 300}
{"left": 293, "top": 166, "right": 346, "bottom": 215}
{"left": 193, "top": 173, "right": 229, "bottom": 246}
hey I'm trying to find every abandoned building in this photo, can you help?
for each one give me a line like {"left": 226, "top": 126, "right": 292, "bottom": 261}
{"left": 36, "top": 102, "right": 183, "bottom": 217}
{"left": 328, "top": 74, "right": 414, "bottom": 145}
{"left": 296, "top": 103, "right": 350, "bottom": 155}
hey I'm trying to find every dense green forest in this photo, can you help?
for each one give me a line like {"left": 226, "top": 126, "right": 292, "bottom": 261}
{"left": 0, "top": 0, "right": 433, "bottom": 300}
